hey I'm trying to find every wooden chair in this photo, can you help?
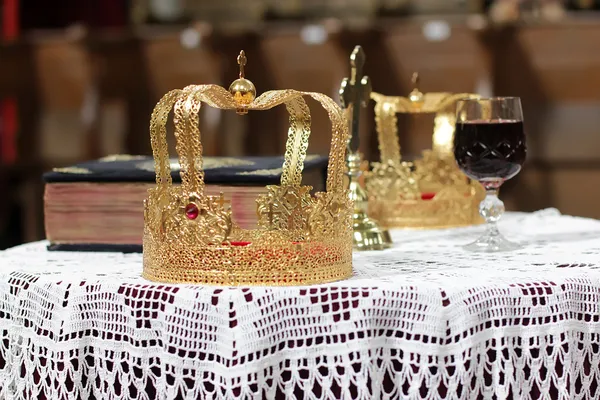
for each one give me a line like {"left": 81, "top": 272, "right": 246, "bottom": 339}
{"left": 483, "top": 20, "right": 600, "bottom": 217}
{"left": 258, "top": 22, "right": 350, "bottom": 156}
{"left": 378, "top": 18, "right": 486, "bottom": 159}
{"left": 141, "top": 26, "right": 224, "bottom": 156}
{"left": 30, "top": 30, "right": 96, "bottom": 163}
{"left": 211, "top": 30, "right": 282, "bottom": 156}
{"left": 85, "top": 30, "right": 153, "bottom": 156}
{"left": 0, "top": 40, "right": 42, "bottom": 243}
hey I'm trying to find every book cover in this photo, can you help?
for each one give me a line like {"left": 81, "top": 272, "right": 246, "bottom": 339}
{"left": 44, "top": 154, "right": 329, "bottom": 252}
{"left": 44, "top": 154, "right": 328, "bottom": 185}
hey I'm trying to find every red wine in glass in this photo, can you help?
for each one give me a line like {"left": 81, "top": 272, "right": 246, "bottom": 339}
{"left": 453, "top": 97, "right": 527, "bottom": 252}
{"left": 454, "top": 120, "right": 526, "bottom": 182}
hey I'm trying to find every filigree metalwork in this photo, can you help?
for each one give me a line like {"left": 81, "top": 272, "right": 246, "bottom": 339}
{"left": 367, "top": 78, "right": 484, "bottom": 229}
{"left": 143, "top": 51, "right": 352, "bottom": 286}
{"left": 256, "top": 185, "right": 313, "bottom": 233}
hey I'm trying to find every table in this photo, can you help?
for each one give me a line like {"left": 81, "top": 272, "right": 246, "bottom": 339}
{"left": 2, "top": 209, "right": 600, "bottom": 399}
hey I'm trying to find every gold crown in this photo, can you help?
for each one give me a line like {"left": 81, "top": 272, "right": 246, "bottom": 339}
{"left": 366, "top": 73, "right": 485, "bottom": 229}
{"left": 142, "top": 51, "right": 353, "bottom": 286}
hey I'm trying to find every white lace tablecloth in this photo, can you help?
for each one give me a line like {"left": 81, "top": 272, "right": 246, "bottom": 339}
{"left": 2, "top": 209, "right": 600, "bottom": 399}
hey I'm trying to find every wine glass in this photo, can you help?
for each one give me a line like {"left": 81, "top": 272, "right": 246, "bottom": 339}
{"left": 453, "top": 97, "right": 527, "bottom": 252}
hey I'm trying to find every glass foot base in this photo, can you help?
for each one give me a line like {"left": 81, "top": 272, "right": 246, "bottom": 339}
{"left": 463, "top": 235, "right": 522, "bottom": 253}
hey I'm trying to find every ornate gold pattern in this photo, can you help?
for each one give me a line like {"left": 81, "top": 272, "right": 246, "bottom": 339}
{"left": 99, "top": 154, "right": 147, "bottom": 162}
{"left": 143, "top": 51, "right": 352, "bottom": 286}
{"left": 52, "top": 167, "right": 92, "bottom": 174}
{"left": 367, "top": 79, "right": 484, "bottom": 229}
{"left": 238, "top": 168, "right": 283, "bottom": 176}
{"left": 256, "top": 185, "right": 313, "bottom": 234}
{"left": 136, "top": 157, "right": 256, "bottom": 172}
{"left": 138, "top": 155, "right": 318, "bottom": 173}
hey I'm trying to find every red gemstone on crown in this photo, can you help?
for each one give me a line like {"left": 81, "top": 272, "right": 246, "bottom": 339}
{"left": 185, "top": 203, "right": 199, "bottom": 220}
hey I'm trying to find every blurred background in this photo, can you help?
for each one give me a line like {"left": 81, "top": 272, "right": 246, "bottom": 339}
{"left": 0, "top": 0, "right": 599, "bottom": 248}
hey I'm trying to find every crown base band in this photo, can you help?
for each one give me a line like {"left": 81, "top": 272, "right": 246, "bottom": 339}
{"left": 143, "top": 235, "right": 353, "bottom": 286}
{"left": 369, "top": 194, "right": 484, "bottom": 230}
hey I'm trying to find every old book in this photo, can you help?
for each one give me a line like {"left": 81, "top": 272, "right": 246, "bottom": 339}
{"left": 43, "top": 154, "right": 328, "bottom": 252}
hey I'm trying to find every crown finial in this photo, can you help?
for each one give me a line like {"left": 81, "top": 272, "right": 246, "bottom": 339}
{"left": 408, "top": 72, "right": 424, "bottom": 110}
{"left": 237, "top": 50, "right": 247, "bottom": 78}
{"left": 229, "top": 50, "right": 256, "bottom": 115}
{"left": 411, "top": 72, "right": 419, "bottom": 86}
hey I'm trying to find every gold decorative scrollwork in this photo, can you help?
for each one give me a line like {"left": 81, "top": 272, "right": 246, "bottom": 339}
{"left": 367, "top": 82, "right": 483, "bottom": 229}
{"left": 143, "top": 51, "right": 353, "bottom": 286}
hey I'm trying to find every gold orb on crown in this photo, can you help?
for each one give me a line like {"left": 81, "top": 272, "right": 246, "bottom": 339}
{"left": 142, "top": 51, "right": 353, "bottom": 286}
{"left": 228, "top": 50, "right": 256, "bottom": 114}
{"left": 366, "top": 73, "right": 485, "bottom": 229}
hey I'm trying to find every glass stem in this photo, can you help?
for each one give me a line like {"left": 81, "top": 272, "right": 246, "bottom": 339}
{"left": 480, "top": 187, "right": 505, "bottom": 238}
